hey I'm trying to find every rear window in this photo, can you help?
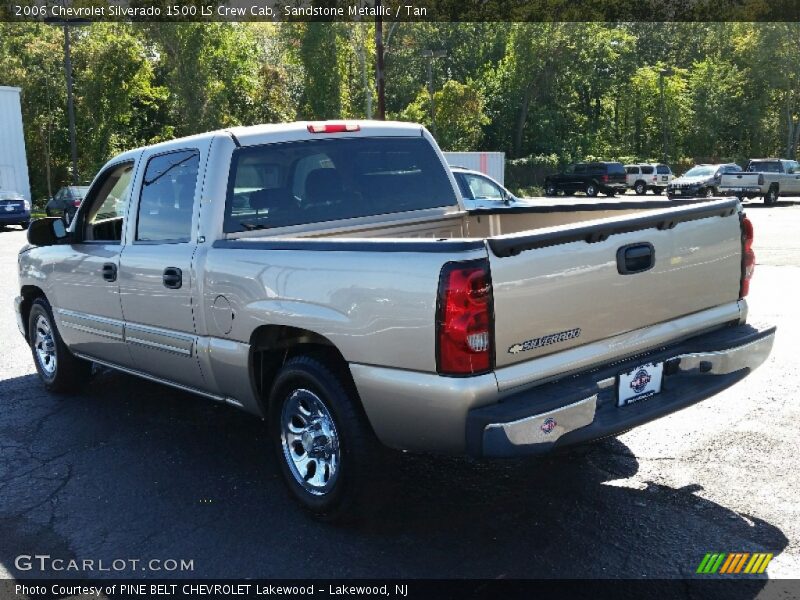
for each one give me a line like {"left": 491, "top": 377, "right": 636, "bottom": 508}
{"left": 606, "top": 163, "right": 625, "bottom": 175}
{"left": 656, "top": 165, "right": 671, "bottom": 174}
{"left": 640, "top": 166, "right": 655, "bottom": 175}
{"left": 748, "top": 161, "right": 780, "bottom": 173}
{"left": 625, "top": 166, "right": 639, "bottom": 174}
{"left": 224, "top": 137, "right": 456, "bottom": 233}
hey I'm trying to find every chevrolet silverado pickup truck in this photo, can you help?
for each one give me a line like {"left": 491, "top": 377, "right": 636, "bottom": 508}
{"left": 16, "top": 121, "right": 775, "bottom": 518}
{"left": 718, "top": 158, "right": 800, "bottom": 204}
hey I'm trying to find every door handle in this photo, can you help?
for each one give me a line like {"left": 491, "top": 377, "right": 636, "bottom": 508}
{"left": 617, "top": 243, "right": 655, "bottom": 275}
{"left": 101, "top": 263, "right": 117, "bottom": 282}
{"left": 162, "top": 267, "right": 182, "bottom": 289}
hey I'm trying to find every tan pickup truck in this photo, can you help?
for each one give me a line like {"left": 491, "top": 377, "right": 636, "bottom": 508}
{"left": 16, "top": 121, "right": 774, "bottom": 518}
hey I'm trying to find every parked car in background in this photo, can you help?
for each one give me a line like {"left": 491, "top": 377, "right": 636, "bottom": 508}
{"left": 451, "top": 166, "right": 530, "bottom": 210}
{"left": 718, "top": 158, "right": 800, "bottom": 205}
{"left": 667, "top": 164, "right": 741, "bottom": 199}
{"left": 46, "top": 186, "right": 90, "bottom": 223}
{"left": 625, "top": 163, "right": 673, "bottom": 195}
{"left": 0, "top": 190, "right": 31, "bottom": 230}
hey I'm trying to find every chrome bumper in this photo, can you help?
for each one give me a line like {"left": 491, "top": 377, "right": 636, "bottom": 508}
{"left": 473, "top": 324, "right": 775, "bottom": 456}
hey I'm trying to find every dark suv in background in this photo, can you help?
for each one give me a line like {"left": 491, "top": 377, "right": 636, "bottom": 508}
{"left": 544, "top": 162, "right": 627, "bottom": 197}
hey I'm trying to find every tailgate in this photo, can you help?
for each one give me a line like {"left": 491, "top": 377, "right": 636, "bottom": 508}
{"left": 486, "top": 199, "right": 743, "bottom": 369}
{"left": 720, "top": 173, "right": 760, "bottom": 190}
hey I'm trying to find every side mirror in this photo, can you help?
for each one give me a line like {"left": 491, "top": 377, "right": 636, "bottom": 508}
{"left": 27, "top": 217, "right": 69, "bottom": 246}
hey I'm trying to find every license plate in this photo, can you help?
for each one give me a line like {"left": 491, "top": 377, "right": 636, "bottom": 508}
{"left": 4, "top": 205, "right": 15, "bottom": 212}
{"left": 661, "top": 176, "right": 668, "bottom": 181}
{"left": 617, "top": 362, "right": 664, "bottom": 407}
{"left": 671, "top": 190, "right": 682, "bottom": 195}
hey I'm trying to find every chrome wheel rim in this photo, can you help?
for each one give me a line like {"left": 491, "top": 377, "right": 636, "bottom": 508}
{"left": 280, "top": 388, "right": 340, "bottom": 496}
{"left": 587, "top": 185, "right": 596, "bottom": 196}
{"left": 635, "top": 184, "right": 645, "bottom": 195}
{"left": 33, "top": 315, "right": 56, "bottom": 376}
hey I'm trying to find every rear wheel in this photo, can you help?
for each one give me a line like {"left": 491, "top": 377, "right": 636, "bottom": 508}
{"left": 585, "top": 183, "right": 599, "bottom": 197}
{"left": 28, "top": 297, "right": 92, "bottom": 392}
{"left": 545, "top": 183, "right": 558, "bottom": 196}
{"left": 269, "top": 354, "right": 382, "bottom": 520}
{"left": 765, "top": 185, "right": 779, "bottom": 205}
{"left": 653, "top": 188, "right": 663, "bottom": 195}
{"left": 634, "top": 181, "right": 646, "bottom": 195}
{"left": 703, "top": 187, "right": 715, "bottom": 198}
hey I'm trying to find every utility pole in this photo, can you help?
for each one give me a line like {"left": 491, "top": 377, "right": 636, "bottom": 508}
{"left": 421, "top": 49, "right": 446, "bottom": 137}
{"left": 375, "top": 0, "right": 385, "bottom": 120}
{"left": 63, "top": 24, "right": 79, "bottom": 185}
{"left": 659, "top": 67, "right": 673, "bottom": 164}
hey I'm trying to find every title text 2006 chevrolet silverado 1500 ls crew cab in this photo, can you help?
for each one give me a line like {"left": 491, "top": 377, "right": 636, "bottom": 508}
{"left": 16, "top": 121, "right": 775, "bottom": 517}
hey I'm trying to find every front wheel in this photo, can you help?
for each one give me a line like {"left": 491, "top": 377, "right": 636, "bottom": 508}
{"left": 544, "top": 183, "right": 558, "bottom": 196}
{"left": 28, "top": 297, "right": 92, "bottom": 392}
{"left": 269, "top": 355, "right": 381, "bottom": 519}
{"left": 702, "top": 187, "right": 715, "bottom": 198}
{"left": 585, "top": 183, "right": 599, "bottom": 197}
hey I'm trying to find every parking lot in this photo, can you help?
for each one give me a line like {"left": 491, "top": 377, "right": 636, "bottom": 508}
{"left": 0, "top": 196, "right": 798, "bottom": 580}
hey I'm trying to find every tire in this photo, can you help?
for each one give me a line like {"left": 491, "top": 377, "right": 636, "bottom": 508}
{"left": 268, "top": 354, "right": 382, "bottom": 520}
{"left": 702, "top": 187, "right": 714, "bottom": 198}
{"left": 764, "top": 185, "right": 779, "bottom": 205}
{"left": 653, "top": 188, "right": 663, "bottom": 195}
{"left": 605, "top": 192, "right": 616, "bottom": 197}
{"left": 28, "top": 297, "right": 92, "bottom": 393}
{"left": 585, "top": 183, "right": 599, "bottom": 197}
{"left": 545, "top": 183, "right": 558, "bottom": 197}
{"left": 634, "top": 181, "right": 646, "bottom": 195}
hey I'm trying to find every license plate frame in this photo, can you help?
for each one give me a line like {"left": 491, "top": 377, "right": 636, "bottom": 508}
{"left": 617, "top": 362, "right": 664, "bottom": 407}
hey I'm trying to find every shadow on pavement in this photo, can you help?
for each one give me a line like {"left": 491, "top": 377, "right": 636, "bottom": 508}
{"left": 0, "top": 368, "right": 788, "bottom": 581}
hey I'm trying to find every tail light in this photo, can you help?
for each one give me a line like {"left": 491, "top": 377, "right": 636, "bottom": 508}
{"left": 307, "top": 122, "right": 360, "bottom": 133}
{"left": 600, "top": 174, "right": 609, "bottom": 183}
{"left": 740, "top": 215, "right": 755, "bottom": 298}
{"left": 72, "top": 198, "right": 82, "bottom": 207}
{"left": 436, "top": 260, "right": 494, "bottom": 376}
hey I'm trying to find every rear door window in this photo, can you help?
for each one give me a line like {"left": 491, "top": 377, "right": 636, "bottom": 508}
{"left": 136, "top": 149, "right": 200, "bottom": 243}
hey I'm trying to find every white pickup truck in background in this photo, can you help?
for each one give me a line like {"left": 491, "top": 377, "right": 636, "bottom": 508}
{"left": 16, "top": 121, "right": 775, "bottom": 518}
{"left": 718, "top": 158, "right": 800, "bottom": 204}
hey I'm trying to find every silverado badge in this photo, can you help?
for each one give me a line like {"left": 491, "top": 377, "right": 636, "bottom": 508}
{"left": 508, "top": 328, "right": 581, "bottom": 354}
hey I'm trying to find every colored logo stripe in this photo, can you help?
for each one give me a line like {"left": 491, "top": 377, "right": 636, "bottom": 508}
{"left": 697, "top": 553, "right": 773, "bottom": 574}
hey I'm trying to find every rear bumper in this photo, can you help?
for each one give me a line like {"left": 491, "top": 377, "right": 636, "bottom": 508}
{"left": 0, "top": 210, "right": 30, "bottom": 225}
{"left": 466, "top": 323, "right": 775, "bottom": 457}
{"left": 719, "top": 186, "right": 762, "bottom": 198}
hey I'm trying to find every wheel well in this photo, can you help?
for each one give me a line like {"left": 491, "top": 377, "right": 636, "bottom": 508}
{"left": 19, "top": 285, "right": 45, "bottom": 342}
{"left": 635, "top": 179, "right": 646, "bottom": 186}
{"left": 249, "top": 325, "right": 353, "bottom": 412}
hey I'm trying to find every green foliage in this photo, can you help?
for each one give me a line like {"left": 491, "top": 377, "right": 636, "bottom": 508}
{"left": 398, "top": 80, "right": 488, "bottom": 150}
{"left": 4, "top": 21, "right": 800, "bottom": 201}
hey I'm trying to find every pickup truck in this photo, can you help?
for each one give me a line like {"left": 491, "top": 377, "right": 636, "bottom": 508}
{"left": 718, "top": 158, "right": 800, "bottom": 204}
{"left": 16, "top": 121, "right": 775, "bottom": 518}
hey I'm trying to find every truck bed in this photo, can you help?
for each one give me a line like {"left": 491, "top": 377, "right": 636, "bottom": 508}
{"left": 219, "top": 198, "right": 743, "bottom": 374}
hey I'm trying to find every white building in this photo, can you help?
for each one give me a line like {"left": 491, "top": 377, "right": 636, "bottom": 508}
{"left": 0, "top": 86, "right": 31, "bottom": 201}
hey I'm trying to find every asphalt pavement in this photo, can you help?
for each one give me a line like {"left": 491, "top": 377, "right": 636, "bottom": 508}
{"left": 0, "top": 196, "right": 797, "bottom": 581}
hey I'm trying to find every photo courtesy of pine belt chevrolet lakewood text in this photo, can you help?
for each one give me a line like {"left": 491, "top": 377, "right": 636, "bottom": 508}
{"left": 15, "top": 121, "right": 775, "bottom": 519}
